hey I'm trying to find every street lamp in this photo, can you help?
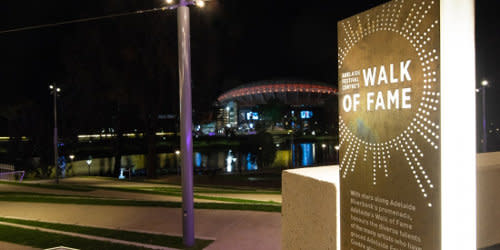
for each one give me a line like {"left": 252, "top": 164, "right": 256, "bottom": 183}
{"left": 334, "top": 145, "right": 340, "bottom": 164}
{"left": 49, "top": 84, "right": 61, "bottom": 184}
{"left": 478, "top": 80, "right": 489, "bottom": 152}
{"left": 195, "top": 0, "right": 205, "bottom": 8}
{"left": 164, "top": 0, "right": 207, "bottom": 246}
{"left": 86, "top": 156, "right": 92, "bottom": 176}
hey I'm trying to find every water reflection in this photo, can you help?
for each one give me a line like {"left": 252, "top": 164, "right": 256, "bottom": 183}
{"left": 195, "top": 152, "right": 202, "bottom": 168}
{"left": 300, "top": 143, "right": 314, "bottom": 166}
{"left": 188, "top": 142, "right": 336, "bottom": 174}
{"left": 226, "top": 150, "right": 236, "bottom": 173}
{"left": 246, "top": 153, "right": 258, "bottom": 171}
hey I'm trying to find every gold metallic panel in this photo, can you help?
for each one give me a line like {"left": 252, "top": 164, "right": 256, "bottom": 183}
{"left": 338, "top": 0, "right": 440, "bottom": 249}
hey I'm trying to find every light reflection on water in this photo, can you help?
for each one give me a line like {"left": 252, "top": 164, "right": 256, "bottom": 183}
{"left": 191, "top": 142, "right": 336, "bottom": 174}
{"left": 87, "top": 143, "right": 335, "bottom": 176}
{"left": 300, "top": 143, "right": 315, "bottom": 166}
{"left": 246, "top": 153, "right": 258, "bottom": 171}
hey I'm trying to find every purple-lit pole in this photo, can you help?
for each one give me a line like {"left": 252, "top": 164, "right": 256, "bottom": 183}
{"left": 481, "top": 80, "right": 488, "bottom": 152}
{"left": 177, "top": 0, "right": 195, "bottom": 247}
{"left": 49, "top": 84, "right": 60, "bottom": 184}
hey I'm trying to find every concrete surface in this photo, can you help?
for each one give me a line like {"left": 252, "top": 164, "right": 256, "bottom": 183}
{"left": 280, "top": 153, "right": 500, "bottom": 249}
{"left": 0, "top": 202, "right": 281, "bottom": 250}
{"left": 0, "top": 241, "right": 39, "bottom": 250}
{"left": 477, "top": 152, "right": 500, "bottom": 248}
{"left": 282, "top": 166, "right": 339, "bottom": 250}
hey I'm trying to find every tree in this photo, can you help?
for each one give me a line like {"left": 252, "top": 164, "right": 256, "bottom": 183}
{"left": 59, "top": 2, "right": 179, "bottom": 177}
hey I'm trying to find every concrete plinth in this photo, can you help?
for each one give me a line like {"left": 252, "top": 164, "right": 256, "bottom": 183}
{"left": 282, "top": 166, "right": 340, "bottom": 250}
{"left": 477, "top": 152, "right": 500, "bottom": 249}
{"left": 281, "top": 153, "right": 500, "bottom": 249}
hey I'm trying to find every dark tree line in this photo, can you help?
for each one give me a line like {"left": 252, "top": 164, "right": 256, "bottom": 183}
{"left": 56, "top": 2, "right": 181, "bottom": 177}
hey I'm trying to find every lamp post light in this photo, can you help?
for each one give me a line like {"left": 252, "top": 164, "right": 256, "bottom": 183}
{"left": 479, "top": 80, "right": 489, "bottom": 152}
{"left": 334, "top": 145, "right": 340, "bottom": 164}
{"left": 86, "top": 156, "right": 92, "bottom": 176}
{"left": 49, "top": 84, "right": 61, "bottom": 184}
{"left": 164, "top": 0, "right": 207, "bottom": 246}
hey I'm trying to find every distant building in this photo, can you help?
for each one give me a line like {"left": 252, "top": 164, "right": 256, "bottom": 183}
{"left": 215, "top": 80, "right": 338, "bottom": 135}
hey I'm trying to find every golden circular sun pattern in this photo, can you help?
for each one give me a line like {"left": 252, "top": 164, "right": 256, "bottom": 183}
{"left": 338, "top": 0, "right": 440, "bottom": 207}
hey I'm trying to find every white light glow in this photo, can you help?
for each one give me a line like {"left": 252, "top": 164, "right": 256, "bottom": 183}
{"left": 440, "top": 0, "right": 476, "bottom": 249}
{"left": 481, "top": 80, "right": 488, "bottom": 87}
{"left": 175, "top": 150, "right": 181, "bottom": 155}
{"left": 196, "top": 0, "right": 205, "bottom": 8}
{"left": 166, "top": 0, "right": 174, "bottom": 4}
{"left": 226, "top": 150, "right": 234, "bottom": 173}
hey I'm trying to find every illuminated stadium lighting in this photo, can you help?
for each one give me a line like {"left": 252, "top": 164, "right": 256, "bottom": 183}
{"left": 217, "top": 81, "right": 337, "bottom": 106}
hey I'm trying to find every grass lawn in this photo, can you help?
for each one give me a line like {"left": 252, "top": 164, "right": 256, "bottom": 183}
{"left": 1, "top": 181, "right": 95, "bottom": 192}
{"left": 0, "top": 224, "right": 147, "bottom": 250}
{"left": 1, "top": 180, "right": 281, "bottom": 205}
{"left": 0, "top": 217, "right": 212, "bottom": 250}
{"left": 132, "top": 185, "right": 281, "bottom": 195}
{"left": 94, "top": 186, "right": 280, "bottom": 205}
{"left": 0, "top": 192, "right": 281, "bottom": 212}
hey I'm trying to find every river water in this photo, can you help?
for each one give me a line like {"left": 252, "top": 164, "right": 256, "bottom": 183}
{"left": 187, "top": 142, "right": 338, "bottom": 174}
{"left": 65, "top": 142, "right": 338, "bottom": 176}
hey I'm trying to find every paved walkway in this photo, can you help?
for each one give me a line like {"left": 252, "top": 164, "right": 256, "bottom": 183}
{"left": 0, "top": 202, "right": 281, "bottom": 250}
{"left": 0, "top": 241, "right": 39, "bottom": 250}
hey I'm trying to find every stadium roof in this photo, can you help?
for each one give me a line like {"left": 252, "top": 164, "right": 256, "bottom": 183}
{"left": 217, "top": 80, "right": 337, "bottom": 106}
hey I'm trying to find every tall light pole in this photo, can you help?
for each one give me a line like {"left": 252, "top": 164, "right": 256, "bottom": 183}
{"left": 49, "top": 84, "right": 61, "bottom": 184}
{"left": 480, "top": 80, "right": 489, "bottom": 152}
{"left": 166, "top": 0, "right": 206, "bottom": 247}
{"left": 178, "top": 2, "right": 194, "bottom": 246}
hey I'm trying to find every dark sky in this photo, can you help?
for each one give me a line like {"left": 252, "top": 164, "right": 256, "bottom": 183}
{"left": 0, "top": 0, "right": 499, "bottom": 133}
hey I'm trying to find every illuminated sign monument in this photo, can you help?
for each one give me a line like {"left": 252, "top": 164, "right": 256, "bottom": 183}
{"left": 338, "top": 0, "right": 476, "bottom": 249}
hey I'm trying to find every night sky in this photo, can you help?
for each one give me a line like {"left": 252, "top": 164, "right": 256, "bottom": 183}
{"left": 0, "top": 0, "right": 499, "bottom": 137}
